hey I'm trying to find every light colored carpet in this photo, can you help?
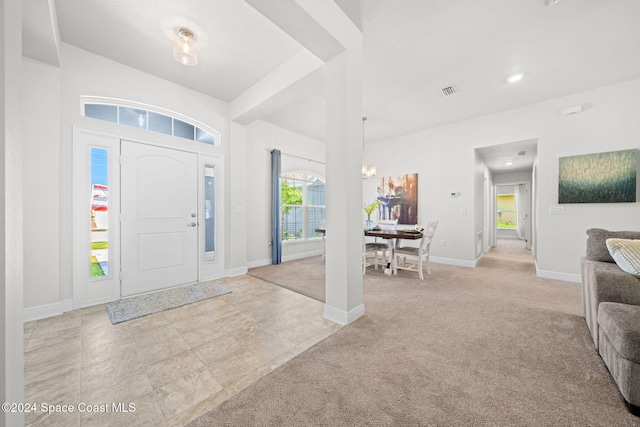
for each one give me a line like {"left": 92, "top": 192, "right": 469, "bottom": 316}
{"left": 105, "top": 281, "right": 230, "bottom": 324}
{"left": 187, "top": 242, "right": 640, "bottom": 426}
{"left": 249, "top": 256, "right": 326, "bottom": 302}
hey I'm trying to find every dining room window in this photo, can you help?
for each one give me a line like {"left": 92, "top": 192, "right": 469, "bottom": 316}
{"left": 281, "top": 172, "right": 325, "bottom": 241}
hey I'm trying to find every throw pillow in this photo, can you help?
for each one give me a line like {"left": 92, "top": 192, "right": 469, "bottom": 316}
{"left": 586, "top": 228, "right": 640, "bottom": 263}
{"left": 606, "top": 238, "right": 640, "bottom": 277}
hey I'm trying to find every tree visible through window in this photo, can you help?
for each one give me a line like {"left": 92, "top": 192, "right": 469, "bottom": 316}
{"left": 281, "top": 172, "right": 326, "bottom": 241}
{"left": 496, "top": 194, "right": 517, "bottom": 228}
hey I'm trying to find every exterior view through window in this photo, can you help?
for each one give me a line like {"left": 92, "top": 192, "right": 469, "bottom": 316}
{"left": 281, "top": 172, "right": 326, "bottom": 241}
{"left": 496, "top": 194, "right": 517, "bottom": 229}
{"left": 90, "top": 147, "right": 109, "bottom": 278}
{"left": 204, "top": 164, "right": 216, "bottom": 257}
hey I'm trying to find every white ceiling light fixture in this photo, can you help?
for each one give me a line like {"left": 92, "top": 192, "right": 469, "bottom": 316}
{"left": 505, "top": 160, "right": 514, "bottom": 166}
{"left": 361, "top": 117, "right": 376, "bottom": 179}
{"left": 174, "top": 28, "right": 198, "bottom": 66}
{"left": 506, "top": 72, "right": 525, "bottom": 83}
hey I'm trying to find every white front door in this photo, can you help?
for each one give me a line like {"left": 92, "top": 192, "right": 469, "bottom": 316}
{"left": 121, "top": 141, "right": 198, "bottom": 297}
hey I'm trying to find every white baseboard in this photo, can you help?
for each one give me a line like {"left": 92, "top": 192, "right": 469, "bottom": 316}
{"left": 247, "top": 250, "right": 323, "bottom": 270}
{"left": 535, "top": 261, "right": 581, "bottom": 283}
{"left": 24, "top": 299, "right": 74, "bottom": 322}
{"left": 473, "top": 254, "right": 484, "bottom": 267}
{"left": 283, "top": 249, "right": 322, "bottom": 263}
{"left": 247, "top": 258, "right": 272, "bottom": 269}
{"left": 227, "top": 266, "right": 249, "bottom": 277}
{"left": 430, "top": 256, "right": 476, "bottom": 268}
{"left": 323, "top": 303, "right": 365, "bottom": 326}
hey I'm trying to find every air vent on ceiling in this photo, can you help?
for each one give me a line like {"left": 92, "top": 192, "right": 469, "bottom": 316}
{"left": 441, "top": 85, "right": 457, "bottom": 97}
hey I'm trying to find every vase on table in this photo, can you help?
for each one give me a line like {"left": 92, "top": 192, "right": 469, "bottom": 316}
{"left": 364, "top": 216, "right": 374, "bottom": 231}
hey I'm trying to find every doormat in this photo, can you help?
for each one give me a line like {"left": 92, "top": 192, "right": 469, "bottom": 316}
{"left": 106, "top": 281, "right": 231, "bottom": 324}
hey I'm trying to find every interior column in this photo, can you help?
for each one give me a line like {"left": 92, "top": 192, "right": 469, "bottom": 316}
{"left": 1, "top": 0, "right": 25, "bottom": 424}
{"left": 323, "top": 44, "right": 364, "bottom": 325}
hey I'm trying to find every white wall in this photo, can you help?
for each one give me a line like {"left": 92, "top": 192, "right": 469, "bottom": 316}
{"left": 367, "top": 77, "right": 640, "bottom": 279}
{"left": 22, "top": 57, "right": 61, "bottom": 309}
{"left": 494, "top": 170, "right": 532, "bottom": 185}
{"left": 366, "top": 127, "right": 480, "bottom": 264}
{"left": 246, "top": 120, "right": 325, "bottom": 267}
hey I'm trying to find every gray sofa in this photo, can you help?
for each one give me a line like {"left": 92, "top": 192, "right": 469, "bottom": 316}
{"left": 581, "top": 228, "right": 640, "bottom": 414}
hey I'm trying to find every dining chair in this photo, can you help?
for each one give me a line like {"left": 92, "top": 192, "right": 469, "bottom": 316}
{"left": 363, "top": 219, "right": 398, "bottom": 273}
{"left": 395, "top": 220, "right": 438, "bottom": 280}
{"left": 317, "top": 218, "right": 326, "bottom": 261}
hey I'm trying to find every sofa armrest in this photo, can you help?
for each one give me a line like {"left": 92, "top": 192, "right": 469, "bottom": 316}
{"left": 582, "top": 258, "right": 640, "bottom": 349}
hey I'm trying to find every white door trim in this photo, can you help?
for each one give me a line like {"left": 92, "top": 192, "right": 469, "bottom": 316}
{"left": 72, "top": 127, "right": 225, "bottom": 308}
{"left": 72, "top": 128, "right": 121, "bottom": 309}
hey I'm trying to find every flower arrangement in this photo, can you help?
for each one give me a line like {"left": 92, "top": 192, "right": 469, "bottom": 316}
{"left": 363, "top": 200, "right": 380, "bottom": 218}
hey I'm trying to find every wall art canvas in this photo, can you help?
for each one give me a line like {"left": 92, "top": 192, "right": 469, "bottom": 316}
{"left": 373, "top": 173, "right": 418, "bottom": 224}
{"left": 558, "top": 149, "right": 637, "bottom": 203}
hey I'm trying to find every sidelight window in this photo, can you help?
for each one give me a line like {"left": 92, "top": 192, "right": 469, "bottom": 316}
{"left": 90, "top": 147, "right": 109, "bottom": 278}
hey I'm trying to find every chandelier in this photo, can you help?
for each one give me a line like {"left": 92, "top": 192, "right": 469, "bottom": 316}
{"left": 361, "top": 117, "right": 376, "bottom": 179}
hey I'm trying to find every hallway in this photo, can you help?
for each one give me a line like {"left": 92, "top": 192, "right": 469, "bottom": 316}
{"left": 478, "top": 238, "right": 535, "bottom": 274}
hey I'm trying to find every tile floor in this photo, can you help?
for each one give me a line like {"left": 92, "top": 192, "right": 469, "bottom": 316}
{"left": 23, "top": 275, "right": 341, "bottom": 426}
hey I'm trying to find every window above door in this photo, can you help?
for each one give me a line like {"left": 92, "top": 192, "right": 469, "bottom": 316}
{"left": 81, "top": 97, "right": 219, "bottom": 146}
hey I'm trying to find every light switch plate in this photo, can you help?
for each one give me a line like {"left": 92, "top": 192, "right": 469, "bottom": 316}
{"left": 549, "top": 206, "right": 565, "bottom": 215}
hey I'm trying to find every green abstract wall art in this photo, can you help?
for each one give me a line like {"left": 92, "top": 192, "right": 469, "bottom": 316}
{"left": 558, "top": 149, "right": 638, "bottom": 203}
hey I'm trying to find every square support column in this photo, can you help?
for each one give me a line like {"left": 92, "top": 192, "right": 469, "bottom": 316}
{"left": 1, "top": 0, "right": 25, "bottom": 425}
{"left": 323, "top": 46, "right": 364, "bottom": 325}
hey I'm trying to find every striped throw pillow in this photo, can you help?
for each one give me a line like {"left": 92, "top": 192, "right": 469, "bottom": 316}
{"left": 606, "top": 238, "right": 640, "bottom": 277}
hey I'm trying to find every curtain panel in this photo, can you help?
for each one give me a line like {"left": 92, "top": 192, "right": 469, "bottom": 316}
{"left": 271, "top": 149, "right": 282, "bottom": 264}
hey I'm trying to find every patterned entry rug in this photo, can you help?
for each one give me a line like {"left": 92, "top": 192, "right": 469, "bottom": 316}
{"left": 105, "top": 281, "right": 231, "bottom": 324}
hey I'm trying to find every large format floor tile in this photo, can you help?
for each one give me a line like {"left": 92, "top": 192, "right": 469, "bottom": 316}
{"left": 24, "top": 276, "right": 341, "bottom": 426}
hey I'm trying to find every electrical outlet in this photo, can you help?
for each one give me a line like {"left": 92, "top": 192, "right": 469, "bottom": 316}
{"left": 441, "top": 240, "right": 446, "bottom": 247}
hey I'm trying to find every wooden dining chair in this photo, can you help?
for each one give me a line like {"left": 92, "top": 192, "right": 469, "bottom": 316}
{"left": 363, "top": 219, "right": 398, "bottom": 273}
{"left": 395, "top": 220, "right": 438, "bottom": 280}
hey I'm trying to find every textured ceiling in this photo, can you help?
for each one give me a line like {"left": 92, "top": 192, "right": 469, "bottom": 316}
{"left": 52, "top": 0, "right": 303, "bottom": 102}
{"left": 23, "top": 0, "right": 640, "bottom": 161}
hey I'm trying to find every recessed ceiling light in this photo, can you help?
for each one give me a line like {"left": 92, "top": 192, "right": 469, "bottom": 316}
{"left": 506, "top": 72, "right": 525, "bottom": 83}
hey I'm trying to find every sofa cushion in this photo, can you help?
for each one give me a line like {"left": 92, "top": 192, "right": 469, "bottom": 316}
{"left": 607, "top": 238, "right": 640, "bottom": 277}
{"left": 586, "top": 228, "right": 640, "bottom": 263}
{"left": 598, "top": 302, "right": 640, "bottom": 364}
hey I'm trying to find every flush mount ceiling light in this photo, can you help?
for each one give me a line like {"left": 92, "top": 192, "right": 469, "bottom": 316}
{"left": 505, "top": 161, "right": 514, "bottom": 166}
{"left": 506, "top": 72, "right": 525, "bottom": 83}
{"left": 174, "top": 28, "right": 198, "bottom": 66}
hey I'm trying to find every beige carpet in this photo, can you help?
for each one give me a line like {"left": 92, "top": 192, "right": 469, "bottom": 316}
{"left": 188, "top": 241, "right": 640, "bottom": 426}
{"left": 249, "top": 256, "right": 326, "bottom": 302}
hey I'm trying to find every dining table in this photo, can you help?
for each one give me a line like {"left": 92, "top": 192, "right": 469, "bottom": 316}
{"left": 315, "top": 227, "right": 423, "bottom": 273}
{"left": 364, "top": 228, "right": 423, "bottom": 275}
